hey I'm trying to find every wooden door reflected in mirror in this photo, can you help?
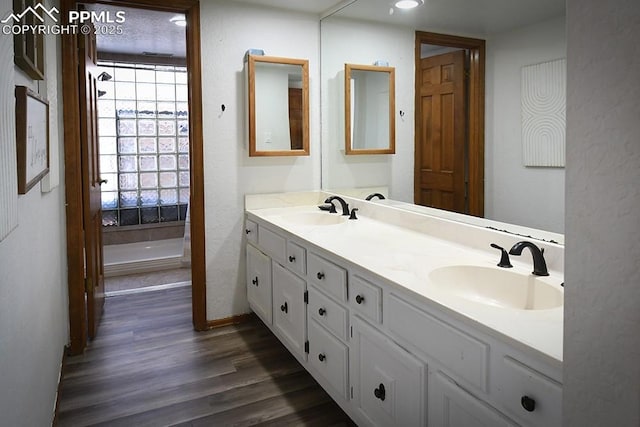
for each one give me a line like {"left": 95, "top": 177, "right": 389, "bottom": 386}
{"left": 247, "top": 55, "right": 310, "bottom": 156}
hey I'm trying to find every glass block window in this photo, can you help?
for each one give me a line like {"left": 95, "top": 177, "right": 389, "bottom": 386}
{"left": 97, "top": 62, "right": 190, "bottom": 227}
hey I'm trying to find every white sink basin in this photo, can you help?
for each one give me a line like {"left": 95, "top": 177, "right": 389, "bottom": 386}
{"left": 428, "top": 265, "right": 563, "bottom": 310}
{"left": 280, "top": 211, "right": 347, "bottom": 226}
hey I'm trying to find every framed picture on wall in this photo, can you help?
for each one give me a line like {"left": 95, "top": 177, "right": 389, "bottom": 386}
{"left": 15, "top": 86, "right": 49, "bottom": 194}
{"left": 12, "top": 0, "right": 46, "bottom": 80}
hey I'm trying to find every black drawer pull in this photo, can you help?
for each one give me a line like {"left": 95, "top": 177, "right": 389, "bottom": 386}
{"left": 280, "top": 302, "right": 288, "bottom": 313}
{"left": 318, "top": 308, "right": 326, "bottom": 316}
{"left": 374, "top": 383, "right": 386, "bottom": 401}
{"left": 317, "top": 272, "right": 325, "bottom": 280}
{"left": 245, "top": 229, "right": 251, "bottom": 234}
{"left": 252, "top": 277, "right": 258, "bottom": 286}
{"left": 289, "top": 255, "right": 296, "bottom": 263}
{"left": 355, "top": 294, "right": 365, "bottom": 304}
{"left": 318, "top": 353, "right": 326, "bottom": 362}
{"left": 521, "top": 396, "right": 536, "bottom": 412}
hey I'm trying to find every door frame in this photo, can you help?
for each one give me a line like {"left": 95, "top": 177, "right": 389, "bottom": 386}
{"left": 414, "top": 31, "right": 485, "bottom": 217}
{"left": 61, "top": 0, "right": 207, "bottom": 355}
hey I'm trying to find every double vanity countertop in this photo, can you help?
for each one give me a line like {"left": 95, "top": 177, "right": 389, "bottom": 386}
{"left": 245, "top": 192, "right": 564, "bottom": 369}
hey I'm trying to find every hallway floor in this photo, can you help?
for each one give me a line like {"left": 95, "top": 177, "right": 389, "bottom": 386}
{"left": 56, "top": 286, "right": 354, "bottom": 426}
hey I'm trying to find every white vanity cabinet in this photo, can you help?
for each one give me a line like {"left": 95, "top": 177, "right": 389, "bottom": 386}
{"left": 246, "top": 218, "right": 352, "bottom": 407}
{"left": 244, "top": 214, "right": 563, "bottom": 427}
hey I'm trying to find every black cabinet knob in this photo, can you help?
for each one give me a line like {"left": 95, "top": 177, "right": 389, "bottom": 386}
{"left": 374, "top": 383, "right": 386, "bottom": 401}
{"left": 317, "top": 272, "right": 325, "bottom": 280}
{"left": 245, "top": 229, "right": 251, "bottom": 234}
{"left": 318, "top": 308, "right": 326, "bottom": 316}
{"left": 289, "top": 255, "right": 296, "bottom": 262}
{"left": 280, "top": 302, "right": 288, "bottom": 313}
{"left": 355, "top": 294, "right": 365, "bottom": 304}
{"left": 521, "top": 395, "right": 536, "bottom": 412}
{"left": 318, "top": 353, "right": 326, "bottom": 362}
{"left": 252, "top": 277, "right": 258, "bottom": 286}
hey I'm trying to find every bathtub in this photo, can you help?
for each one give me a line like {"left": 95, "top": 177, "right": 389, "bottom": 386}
{"left": 103, "top": 238, "right": 186, "bottom": 277}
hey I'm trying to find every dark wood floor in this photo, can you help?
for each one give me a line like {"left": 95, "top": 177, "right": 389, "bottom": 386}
{"left": 56, "top": 286, "right": 355, "bottom": 426}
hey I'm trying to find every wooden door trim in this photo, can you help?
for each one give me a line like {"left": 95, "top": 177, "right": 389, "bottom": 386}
{"left": 61, "top": 0, "right": 85, "bottom": 353}
{"left": 62, "top": 0, "right": 207, "bottom": 355}
{"left": 414, "top": 31, "right": 485, "bottom": 217}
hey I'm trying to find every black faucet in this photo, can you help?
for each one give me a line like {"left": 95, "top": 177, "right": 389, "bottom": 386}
{"left": 365, "top": 193, "right": 386, "bottom": 201}
{"left": 318, "top": 203, "right": 337, "bottom": 213}
{"left": 508, "top": 241, "right": 549, "bottom": 276}
{"left": 324, "top": 196, "right": 350, "bottom": 216}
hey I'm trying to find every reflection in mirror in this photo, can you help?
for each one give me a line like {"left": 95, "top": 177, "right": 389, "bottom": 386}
{"left": 320, "top": 5, "right": 566, "bottom": 238}
{"left": 247, "top": 55, "right": 309, "bottom": 156}
{"left": 345, "top": 64, "right": 395, "bottom": 154}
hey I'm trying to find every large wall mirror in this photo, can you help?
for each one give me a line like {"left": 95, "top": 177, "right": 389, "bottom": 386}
{"left": 247, "top": 55, "right": 309, "bottom": 157}
{"left": 320, "top": 2, "right": 566, "bottom": 240}
{"left": 345, "top": 63, "right": 395, "bottom": 155}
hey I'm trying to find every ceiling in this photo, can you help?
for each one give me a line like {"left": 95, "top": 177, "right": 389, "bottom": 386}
{"left": 328, "top": 0, "right": 565, "bottom": 35}
{"left": 86, "top": 0, "right": 565, "bottom": 60}
{"left": 84, "top": 4, "right": 186, "bottom": 59}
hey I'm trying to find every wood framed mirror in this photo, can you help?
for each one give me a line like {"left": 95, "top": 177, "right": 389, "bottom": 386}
{"left": 247, "top": 55, "right": 310, "bottom": 157}
{"left": 345, "top": 63, "right": 395, "bottom": 155}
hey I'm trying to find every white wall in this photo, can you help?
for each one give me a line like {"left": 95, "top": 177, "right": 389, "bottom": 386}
{"left": 0, "top": 4, "right": 17, "bottom": 241}
{"left": 485, "top": 16, "right": 566, "bottom": 233}
{"left": 0, "top": 0, "right": 69, "bottom": 423}
{"left": 200, "top": 1, "right": 320, "bottom": 319}
{"left": 321, "top": 17, "right": 414, "bottom": 203}
{"left": 564, "top": 0, "right": 640, "bottom": 424}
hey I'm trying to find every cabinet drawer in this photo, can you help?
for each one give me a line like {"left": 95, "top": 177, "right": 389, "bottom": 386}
{"left": 308, "top": 285, "right": 348, "bottom": 341}
{"left": 387, "top": 294, "right": 489, "bottom": 393}
{"left": 495, "top": 356, "right": 562, "bottom": 427}
{"left": 258, "top": 225, "right": 286, "bottom": 264}
{"left": 349, "top": 275, "right": 382, "bottom": 324}
{"left": 308, "top": 252, "right": 347, "bottom": 302}
{"left": 244, "top": 218, "right": 258, "bottom": 244}
{"left": 308, "top": 319, "right": 349, "bottom": 400}
{"left": 286, "top": 241, "right": 306, "bottom": 276}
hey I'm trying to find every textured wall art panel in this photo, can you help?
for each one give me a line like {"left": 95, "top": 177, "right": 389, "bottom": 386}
{"left": 521, "top": 58, "right": 566, "bottom": 167}
{"left": 0, "top": 2, "right": 18, "bottom": 242}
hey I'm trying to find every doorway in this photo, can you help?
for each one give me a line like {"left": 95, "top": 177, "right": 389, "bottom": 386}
{"left": 61, "top": 0, "right": 207, "bottom": 355}
{"left": 94, "top": 54, "right": 192, "bottom": 295}
{"left": 414, "top": 31, "right": 485, "bottom": 217}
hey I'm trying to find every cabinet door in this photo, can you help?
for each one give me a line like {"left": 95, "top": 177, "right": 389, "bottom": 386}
{"left": 246, "top": 244, "right": 272, "bottom": 324}
{"left": 429, "top": 370, "right": 516, "bottom": 427}
{"left": 308, "top": 319, "right": 349, "bottom": 400}
{"left": 273, "top": 262, "right": 307, "bottom": 358}
{"left": 351, "top": 317, "right": 426, "bottom": 427}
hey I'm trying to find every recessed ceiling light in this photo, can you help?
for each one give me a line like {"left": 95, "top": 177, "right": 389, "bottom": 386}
{"left": 395, "top": 0, "right": 424, "bottom": 9}
{"left": 170, "top": 15, "right": 187, "bottom": 27}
